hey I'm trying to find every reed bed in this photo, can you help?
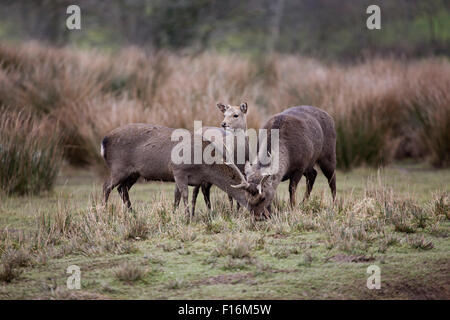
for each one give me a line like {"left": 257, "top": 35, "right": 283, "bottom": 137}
{"left": 0, "top": 42, "right": 449, "bottom": 193}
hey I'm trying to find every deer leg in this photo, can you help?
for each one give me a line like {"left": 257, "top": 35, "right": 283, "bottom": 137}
{"left": 174, "top": 176, "right": 190, "bottom": 218}
{"left": 319, "top": 160, "right": 336, "bottom": 202}
{"left": 103, "top": 173, "right": 128, "bottom": 206}
{"left": 117, "top": 175, "right": 138, "bottom": 211}
{"left": 182, "top": 187, "right": 190, "bottom": 218}
{"left": 265, "top": 203, "right": 272, "bottom": 218}
{"left": 191, "top": 185, "right": 200, "bottom": 217}
{"left": 174, "top": 186, "right": 181, "bottom": 210}
{"left": 228, "top": 195, "right": 234, "bottom": 211}
{"left": 289, "top": 170, "right": 303, "bottom": 208}
{"left": 103, "top": 180, "right": 113, "bottom": 205}
{"left": 117, "top": 184, "right": 131, "bottom": 210}
{"left": 201, "top": 183, "right": 212, "bottom": 210}
{"left": 303, "top": 168, "right": 318, "bottom": 201}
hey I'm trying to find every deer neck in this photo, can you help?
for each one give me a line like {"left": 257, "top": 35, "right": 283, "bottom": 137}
{"left": 260, "top": 144, "right": 290, "bottom": 190}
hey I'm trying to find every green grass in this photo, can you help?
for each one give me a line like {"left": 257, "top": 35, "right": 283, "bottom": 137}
{"left": 0, "top": 163, "right": 449, "bottom": 300}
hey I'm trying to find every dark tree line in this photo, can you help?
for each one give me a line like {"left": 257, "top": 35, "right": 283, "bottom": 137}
{"left": 0, "top": 0, "right": 448, "bottom": 60}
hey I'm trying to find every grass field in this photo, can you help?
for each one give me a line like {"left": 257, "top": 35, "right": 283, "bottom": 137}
{"left": 0, "top": 162, "right": 449, "bottom": 299}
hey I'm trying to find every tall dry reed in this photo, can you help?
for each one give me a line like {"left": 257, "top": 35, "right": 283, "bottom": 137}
{"left": 0, "top": 109, "right": 62, "bottom": 195}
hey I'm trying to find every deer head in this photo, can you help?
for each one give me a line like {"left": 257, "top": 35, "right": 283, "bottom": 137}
{"left": 217, "top": 102, "right": 248, "bottom": 131}
{"left": 226, "top": 157, "right": 276, "bottom": 219}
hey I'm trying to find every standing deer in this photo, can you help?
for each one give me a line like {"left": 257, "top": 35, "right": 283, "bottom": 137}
{"left": 231, "top": 105, "right": 336, "bottom": 219}
{"left": 101, "top": 102, "right": 249, "bottom": 216}
{"left": 194, "top": 102, "right": 248, "bottom": 212}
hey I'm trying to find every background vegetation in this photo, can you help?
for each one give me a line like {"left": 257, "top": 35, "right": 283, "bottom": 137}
{"left": 0, "top": 0, "right": 449, "bottom": 60}
{"left": 0, "top": 1, "right": 449, "bottom": 196}
{"left": 0, "top": 42, "right": 449, "bottom": 191}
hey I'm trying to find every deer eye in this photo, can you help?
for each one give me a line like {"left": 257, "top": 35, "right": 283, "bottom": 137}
{"left": 233, "top": 114, "right": 239, "bottom": 118}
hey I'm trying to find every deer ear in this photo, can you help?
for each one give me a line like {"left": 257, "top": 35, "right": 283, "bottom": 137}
{"left": 240, "top": 102, "right": 248, "bottom": 114}
{"left": 217, "top": 103, "right": 228, "bottom": 113}
{"left": 257, "top": 175, "right": 270, "bottom": 194}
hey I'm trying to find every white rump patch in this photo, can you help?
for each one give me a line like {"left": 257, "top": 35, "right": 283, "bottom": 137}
{"left": 100, "top": 143, "right": 105, "bottom": 158}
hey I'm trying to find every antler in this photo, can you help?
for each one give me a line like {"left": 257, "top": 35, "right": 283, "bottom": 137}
{"left": 225, "top": 161, "right": 249, "bottom": 189}
{"left": 222, "top": 140, "right": 249, "bottom": 189}
{"left": 200, "top": 128, "right": 249, "bottom": 189}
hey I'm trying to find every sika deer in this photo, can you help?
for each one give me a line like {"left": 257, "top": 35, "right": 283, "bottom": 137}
{"left": 231, "top": 106, "right": 336, "bottom": 219}
{"left": 194, "top": 102, "right": 249, "bottom": 211}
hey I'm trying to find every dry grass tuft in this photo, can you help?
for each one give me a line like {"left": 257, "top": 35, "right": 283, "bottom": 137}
{"left": 405, "top": 235, "right": 434, "bottom": 250}
{"left": 114, "top": 262, "right": 146, "bottom": 283}
{"left": 214, "top": 233, "right": 255, "bottom": 259}
{"left": 0, "top": 249, "right": 29, "bottom": 283}
{"left": 0, "top": 262, "right": 22, "bottom": 283}
{"left": 0, "top": 109, "right": 62, "bottom": 195}
{"left": 433, "top": 193, "right": 450, "bottom": 220}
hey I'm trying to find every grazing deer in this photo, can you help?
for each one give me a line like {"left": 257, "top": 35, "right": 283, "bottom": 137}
{"left": 171, "top": 130, "right": 251, "bottom": 217}
{"left": 231, "top": 106, "right": 336, "bottom": 219}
